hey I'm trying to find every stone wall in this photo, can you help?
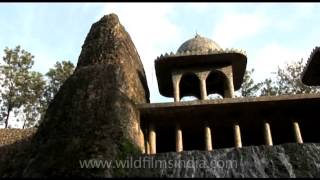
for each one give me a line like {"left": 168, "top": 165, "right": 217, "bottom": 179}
{"left": 0, "top": 128, "right": 36, "bottom": 146}
{"left": 127, "top": 143, "right": 320, "bottom": 178}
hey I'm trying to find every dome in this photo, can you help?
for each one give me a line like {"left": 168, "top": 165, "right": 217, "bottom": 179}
{"left": 177, "top": 34, "right": 222, "bottom": 53}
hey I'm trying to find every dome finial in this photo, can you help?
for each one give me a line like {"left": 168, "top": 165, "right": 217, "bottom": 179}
{"left": 195, "top": 31, "right": 200, "bottom": 38}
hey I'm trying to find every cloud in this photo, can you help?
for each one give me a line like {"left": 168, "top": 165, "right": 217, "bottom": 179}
{"left": 250, "top": 42, "right": 309, "bottom": 82}
{"left": 184, "top": 3, "right": 211, "bottom": 12}
{"left": 212, "top": 11, "right": 270, "bottom": 48}
{"left": 291, "top": 3, "right": 317, "bottom": 18}
{"left": 32, "top": 52, "right": 57, "bottom": 74}
{"left": 102, "top": 3, "right": 181, "bottom": 102}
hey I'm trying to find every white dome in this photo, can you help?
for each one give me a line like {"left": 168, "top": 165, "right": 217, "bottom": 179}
{"left": 177, "top": 34, "right": 222, "bottom": 53}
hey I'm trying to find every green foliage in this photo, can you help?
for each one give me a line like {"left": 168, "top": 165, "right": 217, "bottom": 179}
{"left": 22, "top": 71, "right": 46, "bottom": 128}
{"left": 114, "top": 137, "right": 141, "bottom": 177}
{"left": 238, "top": 68, "right": 263, "bottom": 97}
{"left": 44, "top": 61, "right": 75, "bottom": 103}
{"left": 240, "top": 59, "right": 319, "bottom": 97}
{"left": 0, "top": 46, "right": 45, "bottom": 128}
{"left": 260, "top": 78, "right": 279, "bottom": 96}
{"left": 0, "top": 46, "right": 75, "bottom": 129}
{"left": 36, "top": 60, "right": 75, "bottom": 126}
{"left": 260, "top": 59, "right": 319, "bottom": 96}
{"left": 275, "top": 59, "right": 319, "bottom": 95}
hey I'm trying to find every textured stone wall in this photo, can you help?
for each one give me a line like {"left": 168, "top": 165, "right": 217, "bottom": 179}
{"left": 0, "top": 128, "right": 36, "bottom": 146}
{"left": 127, "top": 143, "right": 320, "bottom": 178}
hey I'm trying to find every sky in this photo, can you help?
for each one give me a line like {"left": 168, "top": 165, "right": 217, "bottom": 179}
{"left": 0, "top": 2, "right": 320, "bottom": 106}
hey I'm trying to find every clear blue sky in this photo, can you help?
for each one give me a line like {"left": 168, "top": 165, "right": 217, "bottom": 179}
{"left": 1, "top": 3, "right": 319, "bottom": 103}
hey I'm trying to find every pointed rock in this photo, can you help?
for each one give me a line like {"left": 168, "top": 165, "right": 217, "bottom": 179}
{"left": 21, "top": 13, "right": 150, "bottom": 177}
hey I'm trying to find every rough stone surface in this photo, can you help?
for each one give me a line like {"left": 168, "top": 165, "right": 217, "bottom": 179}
{"left": 127, "top": 143, "right": 320, "bottom": 178}
{"left": 0, "top": 13, "right": 149, "bottom": 177}
{"left": 0, "top": 128, "right": 36, "bottom": 146}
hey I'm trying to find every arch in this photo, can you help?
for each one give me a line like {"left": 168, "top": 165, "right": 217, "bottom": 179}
{"left": 206, "top": 70, "right": 229, "bottom": 98}
{"left": 179, "top": 72, "right": 201, "bottom": 100}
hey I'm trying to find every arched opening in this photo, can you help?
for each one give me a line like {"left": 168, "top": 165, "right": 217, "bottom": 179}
{"left": 206, "top": 70, "right": 229, "bottom": 98}
{"left": 156, "top": 125, "right": 176, "bottom": 153}
{"left": 179, "top": 72, "right": 201, "bottom": 100}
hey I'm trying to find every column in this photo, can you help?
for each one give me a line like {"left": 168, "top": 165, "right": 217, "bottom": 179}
{"left": 176, "top": 123, "right": 183, "bottom": 152}
{"left": 204, "top": 122, "right": 212, "bottom": 151}
{"left": 222, "top": 66, "right": 235, "bottom": 98}
{"left": 145, "top": 139, "right": 150, "bottom": 155}
{"left": 225, "top": 76, "right": 235, "bottom": 98}
{"left": 172, "top": 73, "right": 182, "bottom": 102}
{"left": 139, "top": 128, "right": 145, "bottom": 154}
{"left": 149, "top": 122, "right": 156, "bottom": 154}
{"left": 264, "top": 121, "right": 273, "bottom": 146}
{"left": 234, "top": 122, "right": 242, "bottom": 148}
{"left": 144, "top": 128, "right": 150, "bottom": 154}
{"left": 200, "top": 79, "right": 208, "bottom": 100}
{"left": 292, "top": 120, "right": 303, "bottom": 144}
{"left": 197, "top": 72, "right": 209, "bottom": 100}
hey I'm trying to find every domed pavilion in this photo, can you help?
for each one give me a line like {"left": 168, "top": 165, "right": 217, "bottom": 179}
{"left": 155, "top": 34, "right": 247, "bottom": 101}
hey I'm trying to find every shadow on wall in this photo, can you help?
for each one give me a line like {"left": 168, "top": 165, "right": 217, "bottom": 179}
{"left": 0, "top": 131, "right": 35, "bottom": 176}
{"left": 137, "top": 69, "right": 150, "bottom": 103}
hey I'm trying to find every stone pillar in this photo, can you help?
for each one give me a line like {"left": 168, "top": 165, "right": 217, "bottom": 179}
{"left": 197, "top": 71, "right": 209, "bottom": 100}
{"left": 222, "top": 66, "right": 235, "bottom": 98}
{"left": 204, "top": 122, "right": 212, "bottom": 151}
{"left": 172, "top": 73, "right": 182, "bottom": 102}
{"left": 145, "top": 139, "right": 150, "bottom": 155}
{"left": 234, "top": 122, "right": 242, "bottom": 148}
{"left": 139, "top": 128, "right": 145, "bottom": 154}
{"left": 225, "top": 76, "right": 235, "bottom": 98}
{"left": 292, "top": 120, "right": 303, "bottom": 144}
{"left": 200, "top": 79, "right": 208, "bottom": 100}
{"left": 143, "top": 128, "right": 150, "bottom": 154}
{"left": 176, "top": 123, "right": 183, "bottom": 152}
{"left": 264, "top": 121, "right": 273, "bottom": 146}
{"left": 149, "top": 122, "right": 156, "bottom": 154}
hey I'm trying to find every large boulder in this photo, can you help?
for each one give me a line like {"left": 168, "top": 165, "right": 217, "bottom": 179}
{"left": 19, "top": 13, "right": 149, "bottom": 177}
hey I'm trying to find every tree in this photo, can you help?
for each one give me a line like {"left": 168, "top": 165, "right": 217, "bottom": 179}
{"left": 44, "top": 60, "right": 75, "bottom": 105}
{"left": 38, "top": 61, "right": 75, "bottom": 125}
{"left": 260, "top": 59, "right": 320, "bottom": 96}
{"left": 22, "top": 71, "right": 45, "bottom": 129}
{"left": 260, "top": 78, "right": 279, "bottom": 96}
{"left": 238, "top": 68, "right": 263, "bottom": 97}
{"left": 0, "top": 46, "right": 45, "bottom": 128}
{"left": 276, "top": 59, "right": 319, "bottom": 95}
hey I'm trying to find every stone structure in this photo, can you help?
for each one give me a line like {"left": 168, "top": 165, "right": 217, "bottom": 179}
{"left": 1, "top": 14, "right": 320, "bottom": 178}
{"left": 302, "top": 46, "right": 320, "bottom": 86}
{"left": 127, "top": 143, "right": 320, "bottom": 178}
{"left": 140, "top": 35, "right": 318, "bottom": 155}
{"left": 147, "top": 35, "right": 247, "bottom": 153}
{"left": 0, "top": 14, "right": 150, "bottom": 177}
{"left": 0, "top": 128, "right": 36, "bottom": 146}
{"left": 155, "top": 34, "right": 247, "bottom": 101}
{"left": 139, "top": 94, "right": 320, "bottom": 153}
